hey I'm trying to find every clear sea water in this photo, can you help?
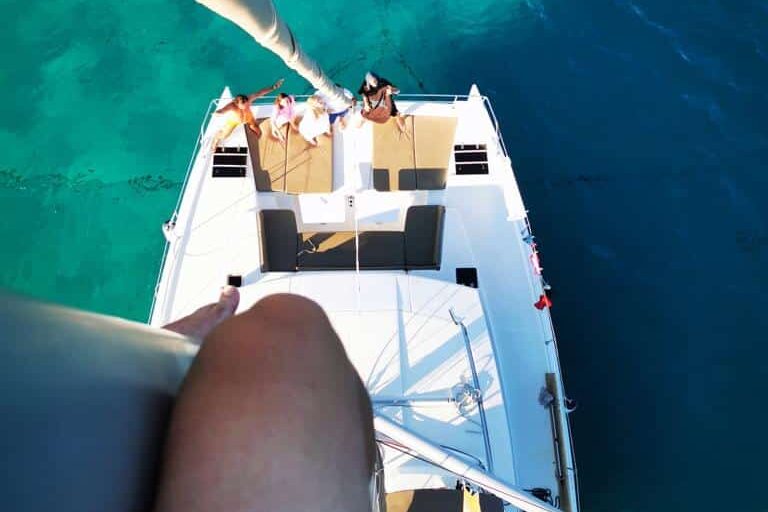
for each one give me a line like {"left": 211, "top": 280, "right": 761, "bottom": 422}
{"left": 2, "top": 0, "right": 767, "bottom": 510}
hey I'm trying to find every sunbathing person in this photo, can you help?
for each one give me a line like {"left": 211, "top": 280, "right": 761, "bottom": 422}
{"left": 298, "top": 95, "right": 331, "bottom": 146}
{"left": 318, "top": 85, "right": 356, "bottom": 131}
{"left": 269, "top": 92, "right": 299, "bottom": 144}
{"left": 210, "top": 79, "right": 284, "bottom": 151}
{"left": 358, "top": 71, "right": 407, "bottom": 134}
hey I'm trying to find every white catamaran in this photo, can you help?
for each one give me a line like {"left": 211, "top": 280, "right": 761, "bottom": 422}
{"left": 149, "top": 1, "right": 580, "bottom": 511}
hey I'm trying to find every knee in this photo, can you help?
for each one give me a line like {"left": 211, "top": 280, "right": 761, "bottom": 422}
{"left": 199, "top": 293, "right": 343, "bottom": 368}
{"left": 248, "top": 293, "right": 328, "bottom": 325}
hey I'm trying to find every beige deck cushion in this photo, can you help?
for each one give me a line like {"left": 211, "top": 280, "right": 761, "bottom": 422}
{"left": 247, "top": 118, "right": 288, "bottom": 192}
{"left": 372, "top": 116, "right": 416, "bottom": 191}
{"left": 413, "top": 115, "right": 458, "bottom": 190}
{"left": 372, "top": 115, "right": 457, "bottom": 191}
{"left": 285, "top": 131, "right": 333, "bottom": 194}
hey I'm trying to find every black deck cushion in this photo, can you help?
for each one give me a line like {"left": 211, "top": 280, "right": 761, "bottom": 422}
{"left": 386, "top": 490, "right": 503, "bottom": 512}
{"left": 414, "top": 168, "right": 447, "bottom": 190}
{"left": 261, "top": 206, "right": 444, "bottom": 272}
{"left": 372, "top": 168, "right": 417, "bottom": 192}
{"left": 372, "top": 169, "right": 390, "bottom": 191}
{"left": 297, "top": 231, "right": 405, "bottom": 270}
{"left": 358, "top": 232, "right": 405, "bottom": 269}
{"left": 259, "top": 210, "right": 299, "bottom": 272}
{"left": 298, "top": 232, "right": 356, "bottom": 269}
{"left": 404, "top": 205, "right": 446, "bottom": 269}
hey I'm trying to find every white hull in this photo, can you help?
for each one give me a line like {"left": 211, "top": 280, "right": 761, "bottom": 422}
{"left": 150, "top": 86, "right": 579, "bottom": 511}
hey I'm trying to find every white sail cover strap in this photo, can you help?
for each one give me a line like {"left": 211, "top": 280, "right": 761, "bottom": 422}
{"left": 195, "top": 0, "right": 352, "bottom": 106}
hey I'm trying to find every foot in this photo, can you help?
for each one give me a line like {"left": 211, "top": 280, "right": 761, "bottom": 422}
{"left": 395, "top": 114, "right": 410, "bottom": 139}
{"left": 163, "top": 286, "right": 240, "bottom": 343}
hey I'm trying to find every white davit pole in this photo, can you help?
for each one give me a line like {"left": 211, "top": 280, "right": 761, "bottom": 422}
{"left": 195, "top": 0, "right": 351, "bottom": 106}
{"left": 374, "top": 415, "right": 562, "bottom": 512}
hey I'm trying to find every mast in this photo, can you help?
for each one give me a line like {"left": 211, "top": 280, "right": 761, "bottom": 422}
{"left": 195, "top": 0, "right": 351, "bottom": 105}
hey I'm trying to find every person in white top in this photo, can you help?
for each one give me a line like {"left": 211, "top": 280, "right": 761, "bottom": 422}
{"left": 317, "top": 85, "right": 356, "bottom": 130}
{"left": 298, "top": 95, "right": 331, "bottom": 146}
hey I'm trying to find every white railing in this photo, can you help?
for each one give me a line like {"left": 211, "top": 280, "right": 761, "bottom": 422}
{"left": 449, "top": 307, "right": 495, "bottom": 473}
{"left": 521, "top": 215, "right": 582, "bottom": 512}
{"left": 146, "top": 99, "right": 217, "bottom": 323}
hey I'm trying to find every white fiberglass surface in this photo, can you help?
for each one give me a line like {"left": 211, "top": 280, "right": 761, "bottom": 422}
{"left": 150, "top": 95, "right": 566, "bottom": 497}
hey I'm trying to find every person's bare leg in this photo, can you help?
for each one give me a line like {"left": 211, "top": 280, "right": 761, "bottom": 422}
{"left": 247, "top": 123, "right": 262, "bottom": 138}
{"left": 270, "top": 122, "right": 286, "bottom": 145}
{"left": 395, "top": 114, "right": 410, "bottom": 139}
{"left": 210, "top": 124, "right": 237, "bottom": 152}
{"left": 209, "top": 133, "right": 222, "bottom": 153}
{"left": 154, "top": 294, "right": 375, "bottom": 512}
{"left": 162, "top": 286, "right": 240, "bottom": 343}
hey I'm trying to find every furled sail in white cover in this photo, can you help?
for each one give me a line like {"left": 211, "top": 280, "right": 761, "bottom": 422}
{"left": 195, "top": 0, "right": 351, "bottom": 106}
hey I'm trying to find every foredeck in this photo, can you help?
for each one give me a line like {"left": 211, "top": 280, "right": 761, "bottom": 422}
{"left": 149, "top": 88, "right": 578, "bottom": 510}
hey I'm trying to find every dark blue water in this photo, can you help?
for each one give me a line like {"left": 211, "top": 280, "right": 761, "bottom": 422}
{"left": 2, "top": 1, "right": 767, "bottom": 510}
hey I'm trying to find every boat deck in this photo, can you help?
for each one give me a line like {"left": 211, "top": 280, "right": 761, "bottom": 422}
{"left": 150, "top": 88, "right": 578, "bottom": 509}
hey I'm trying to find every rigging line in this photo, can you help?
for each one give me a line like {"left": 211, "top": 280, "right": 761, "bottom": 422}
{"left": 354, "top": 194, "right": 361, "bottom": 314}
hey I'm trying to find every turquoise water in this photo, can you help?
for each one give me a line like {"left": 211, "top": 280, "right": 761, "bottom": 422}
{"left": 2, "top": 0, "right": 767, "bottom": 510}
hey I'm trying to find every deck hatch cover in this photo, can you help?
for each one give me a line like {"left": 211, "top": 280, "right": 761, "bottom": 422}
{"left": 214, "top": 146, "right": 247, "bottom": 154}
{"left": 212, "top": 166, "right": 247, "bottom": 177}
{"left": 214, "top": 154, "right": 248, "bottom": 166}
{"left": 456, "top": 267, "right": 478, "bottom": 288}
{"left": 454, "top": 144, "right": 489, "bottom": 175}
{"left": 213, "top": 147, "right": 248, "bottom": 178}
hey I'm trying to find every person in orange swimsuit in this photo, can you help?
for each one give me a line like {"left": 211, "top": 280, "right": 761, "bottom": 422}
{"left": 210, "top": 78, "right": 284, "bottom": 151}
